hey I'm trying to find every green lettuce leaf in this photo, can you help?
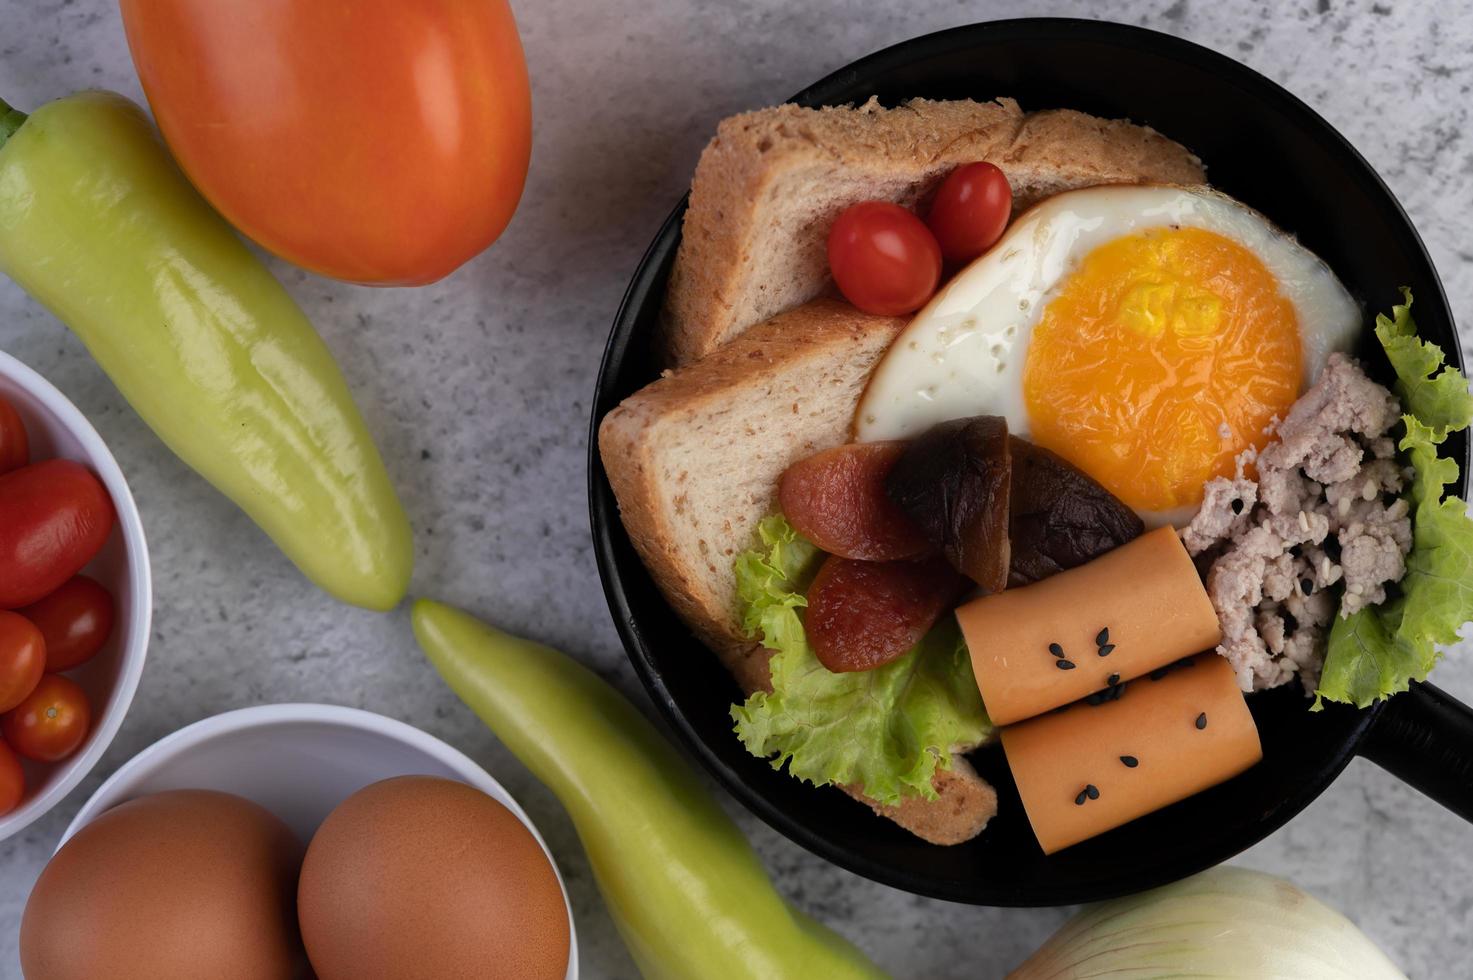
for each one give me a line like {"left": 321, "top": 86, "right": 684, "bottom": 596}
{"left": 733, "top": 513, "right": 817, "bottom": 644}
{"left": 1315, "top": 295, "right": 1473, "bottom": 708}
{"left": 1319, "top": 605, "right": 1410, "bottom": 708}
{"left": 729, "top": 516, "right": 992, "bottom": 804}
{"left": 1396, "top": 418, "right": 1473, "bottom": 652}
{"left": 1373, "top": 287, "right": 1473, "bottom": 435}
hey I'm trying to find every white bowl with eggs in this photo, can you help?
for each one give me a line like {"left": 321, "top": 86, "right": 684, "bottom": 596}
{"left": 0, "top": 350, "right": 152, "bottom": 843}
{"left": 60, "top": 702, "right": 579, "bottom": 979}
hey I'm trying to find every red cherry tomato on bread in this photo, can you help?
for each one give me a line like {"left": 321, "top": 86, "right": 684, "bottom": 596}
{"left": 0, "top": 394, "right": 27, "bottom": 476}
{"left": 0, "top": 460, "right": 115, "bottom": 609}
{"left": 2, "top": 674, "right": 91, "bottom": 763}
{"left": 0, "top": 612, "right": 45, "bottom": 714}
{"left": 0, "top": 739, "right": 22, "bottom": 816}
{"left": 926, "top": 162, "right": 1013, "bottom": 264}
{"left": 20, "top": 577, "right": 115, "bottom": 673}
{"left": 827, "top": 201, "right": 942, "bottom": 316}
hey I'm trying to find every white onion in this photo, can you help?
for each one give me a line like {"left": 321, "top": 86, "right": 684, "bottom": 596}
{"left": 1009, "top": 867, "right": 1406, "bottom": 979}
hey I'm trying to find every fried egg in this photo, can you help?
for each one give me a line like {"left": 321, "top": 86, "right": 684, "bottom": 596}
{"left": 855, "top": 184, "right": 1359, "bottom": 525}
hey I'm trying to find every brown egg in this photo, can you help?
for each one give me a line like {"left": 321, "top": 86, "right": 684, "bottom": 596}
{"left": 20, "top": 789, "right": 305, "bottom": 980}
{"left": 298, "top": 775, "right": 570, "bottom": 980}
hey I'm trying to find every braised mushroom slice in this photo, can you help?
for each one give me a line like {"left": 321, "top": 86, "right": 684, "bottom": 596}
{"left": 1008, "top": 437, "right": 1144, "bottom": 585}
{"left": 884, "top": 416, "right": 1011, "bottom": 592}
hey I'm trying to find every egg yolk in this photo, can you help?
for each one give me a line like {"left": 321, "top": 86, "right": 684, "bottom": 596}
{"left": 1023, "top": 226, "right": 1301, "bottom": 512}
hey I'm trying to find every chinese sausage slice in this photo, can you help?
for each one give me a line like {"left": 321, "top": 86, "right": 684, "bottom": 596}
{"left": 779, "top": 442, "right": 930, "bottom": 561}
{"left": 806, "top": 555, "right": 967, "bottom": 673}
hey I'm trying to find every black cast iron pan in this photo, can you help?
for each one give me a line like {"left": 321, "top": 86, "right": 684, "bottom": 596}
{"left": 588, "top": 18, "right": 1473, "bottom": 905}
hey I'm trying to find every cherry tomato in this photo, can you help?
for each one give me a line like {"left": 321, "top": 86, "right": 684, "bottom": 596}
{"left": 0, "top": 612, "right": 45, "bottom": 714}
{"left": 2, "top": 675, "right": 91, "bottom": 763}
{"left": 0, "top": 460, "right": 115, "bottom": 609}
{"left": 120, "top": 0, "right": 532, "bottom": 285}
{"left": 20, "top": 577, "right": 114, "bottom": 673}
{"left": 0, "top": 393, "right": 27, "bottom": 476}
{"left": 925, "top": 162, "right": 1013, "bottom": 264}
{"left": 0, "top": 739, "right": 22, "bottom": 816}
{"left": 827, "top": 202, "right": 942, "bottom": 316}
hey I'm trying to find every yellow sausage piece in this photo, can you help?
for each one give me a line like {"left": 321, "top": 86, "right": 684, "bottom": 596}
{"left": 1001, "top": 653, "right": 1262, "bottom": 854}
{"left": 955, "top": 526, "right": 1219, "bottom": 725}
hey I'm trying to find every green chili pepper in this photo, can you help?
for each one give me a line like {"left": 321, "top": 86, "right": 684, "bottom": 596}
{"left": 0, "top": 92, "right": 412, "bottom": 610}
{"left": 411, "top": 598, "right": 888, "bottom": 980}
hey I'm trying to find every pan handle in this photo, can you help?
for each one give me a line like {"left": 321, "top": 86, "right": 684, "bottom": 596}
{"left": 1359, "top": 682, "right": 1473, "bottom": 822}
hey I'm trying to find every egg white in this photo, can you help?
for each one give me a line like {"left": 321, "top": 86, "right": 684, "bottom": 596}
{"left": 854, "top": 184, "right": 1360, "bottom": 525}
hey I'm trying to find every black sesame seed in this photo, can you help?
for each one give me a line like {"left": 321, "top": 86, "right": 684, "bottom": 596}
{"left": 1048, "top": 642, "right": 1065, "bottom": 658}
{"left": 1195, "top": 712, "right": 1208, "bottom": 730}
{"left": 1149, "top": 667, "right": 1169, "bottom": 681}
{"left": 1056, "top": 659, "right": 1076, "bottom": 671}
{"left": 1111, "top": 683, "right": 1127, "bottom": 701}
{"left": 1085, "top": 691, "right": 1107, "bottom": 706}
{"left": 1075, "top": 790, "right": 1088, "bottom": 806}
{"left": 1097, "top": 643, "right": 1116, "bottom": 657}
{"left": 1085, "top": 784, "right": 1100, "bottom": 800}
{"left": 1283, "top": 611, "right": 1299, "bottom": 635}
{"left": 1095, "top": 627, "right": 1110, "bottom": 646}
{"left": 1231, "top": 498, "right": 1244, "bottom": 514}
{"left": 1107, "top": 673, "right": 1120, "bottom": 687}
{"left": 1177, "top": 657, "right": 1196, "bottom": 668}
{"left": 1120, "top": 755, "right": 1139, "bottom": 768}
{"left": 1301, "top": 577, "right": 1314, "bottom": 596}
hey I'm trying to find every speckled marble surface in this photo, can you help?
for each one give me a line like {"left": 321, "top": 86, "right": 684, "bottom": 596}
{"left": 1, "top": 0, "right": 1471, "bottom": 976}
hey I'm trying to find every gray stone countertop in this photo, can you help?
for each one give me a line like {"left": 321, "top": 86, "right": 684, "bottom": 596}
{"left": 2, "top": 0, "right": 1471, "bottom": 976}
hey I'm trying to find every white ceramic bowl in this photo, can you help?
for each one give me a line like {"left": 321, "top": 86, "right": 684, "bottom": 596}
{"left": 60, "top": 703, "right": 580, "bottom": 979}
{"left": 0, "top": 350, "right": 151, "bottom": 842}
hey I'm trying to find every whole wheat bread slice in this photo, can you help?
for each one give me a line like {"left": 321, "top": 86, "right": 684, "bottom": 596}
{"left": 601, "top": 298, "right": 903, "bottom": 661}
{"left": 599, "top": 298, "right": 996, "bottom": 844}
{"left": 661, "top": 96, "right": 1206, "bottom": 366}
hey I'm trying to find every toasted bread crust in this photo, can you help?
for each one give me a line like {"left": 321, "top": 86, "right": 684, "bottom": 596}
{"left": 843, "top": 756, "right": 998, "bottom": 846}
{"left": 662, "top": 97, "right": 1205, "bottom": 366}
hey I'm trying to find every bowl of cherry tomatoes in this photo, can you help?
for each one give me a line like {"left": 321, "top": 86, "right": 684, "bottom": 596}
{"left": 0, "top": 351, "right": 151, "bottom": 841}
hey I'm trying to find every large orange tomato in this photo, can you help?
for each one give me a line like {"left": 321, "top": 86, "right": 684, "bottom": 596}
{"left": 119, "top": 0, "right": 532, "bottom": 286}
